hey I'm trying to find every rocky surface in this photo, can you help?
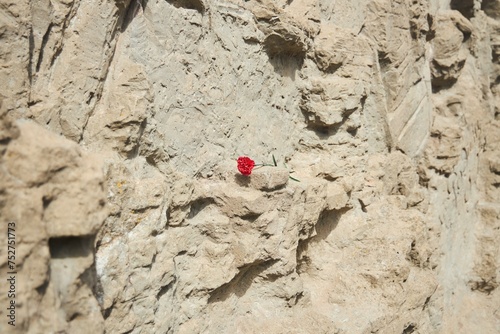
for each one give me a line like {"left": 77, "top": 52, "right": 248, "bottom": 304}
{"left": 0, "top": 115, "right": 107, "bottom": 333}
{"left": 1, "top": 0, "right": 499, "bottom": 333}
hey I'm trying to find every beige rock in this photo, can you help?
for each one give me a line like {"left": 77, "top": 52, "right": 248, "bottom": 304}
{"left": 237, "top": 166, "right": 289, "bottom": 191}
{"left": 2, "top": 0, "right": 500, "bottom": 333}
{"left": 430, "top": 10, "right": 473, "bottom": 87}
{"left": 0, "top": 118, "right": 106, "bottom": 333}
{"left": 300, "top": 77, "right": 366, "bottom": 128}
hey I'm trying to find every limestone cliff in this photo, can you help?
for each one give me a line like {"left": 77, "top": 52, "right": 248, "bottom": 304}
{"left": 0, "top": 0, "right": 499, "bottom": 333}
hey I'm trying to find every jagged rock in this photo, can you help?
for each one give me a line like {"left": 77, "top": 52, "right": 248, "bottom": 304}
{"left": 263, "top": 23, "right": 309, "bottom": 57}
{"left": 430, "top": 10, "right": 473, "bottom": 88}
{"left": 1, "top": 0, "right": 499, "bottom": 333}
{"left": 313, "top": 26, "right": 360, "bottom": 73}
{"left": 0, "top": 117, "right": 106, "bottom": 333}
{"left": 300, "top": 77, "right": 366, "bottom": 128}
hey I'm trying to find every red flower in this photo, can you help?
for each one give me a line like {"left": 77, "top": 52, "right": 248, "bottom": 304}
{"left": 237, "top": 156, "right": 255, "bottom": 176}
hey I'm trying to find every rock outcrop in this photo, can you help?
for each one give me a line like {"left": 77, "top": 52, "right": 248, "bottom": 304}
{"left": 0, "top": 114, "right": 107, "bottom": 333}
{"left": 1, "top": 0, "right": 499, "bottom": 333}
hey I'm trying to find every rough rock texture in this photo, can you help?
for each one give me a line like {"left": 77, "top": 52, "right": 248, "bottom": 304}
{"left": 1, "top": 0, "right": 499, "bottom": 333}
{"left": 0, "top": 115, "right": 107, "bottom": 333}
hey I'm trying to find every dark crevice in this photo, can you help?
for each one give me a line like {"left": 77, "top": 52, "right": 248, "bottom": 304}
{"left": 80, "top": 0, "right": 133, "bottom": 143}
{"left": 156, "top": 278, "right": 176, "bottom": 300}
{"left": 492, "top": 76, "right": 500, "bottom": 87}
{"left": 42, "top": 195, "right": 53, "bottom": 209}
{"left": 313, "top": 208, "right": 346, "bottom": 242}
{"left": 482, "top": 0, "right": 500, "bottom": 19}
{"left": 422, "top": 295, "right": 431, "bottom": 310}
{"left": 188, "top": 198, "right": 215, "bottom": 219}
{"left": 462, "top": 30, "right": 471, "bottom": 43}
{"left": 294, "top": 291, "right": 304, "bottom": 305}
{"left": 296, "top": 238, "right": 311, "bottom": 275}
{"left": 103, "top": 302, "right": 115, "bottom": 319}
{"left": 317, "top": 62, "right": 342, "bottom": 74}
{"left": 267, "top": 53, "right": 304, "bottom": 80}
{"left": 239, "top": 212, "right": 262, "bottom": 222}
{"left": 304, "top": 115, "right": 345, "bottom": 138}
{"left": 234, "top": 173, "right": 251, "bottom": 187}
{"left": 35, "top": 279, "right": 49, "bottom": 295}
{"left": 166, "top": 0, "right": 205, "bottom": 14}
{"left": 0, "top": 138, "right": 12, "bottom": 148}
{"left": 125, "top": 118, "right": 148, "bottom": 159}
{"left": 302, "top": 95, "right": 365, "bottom": 138}
{"left": 36, "top": 23, "right": 54, "bottom": 72}
{"left": 431, "top": 59, "right": 465, "bottom": 92}
{"left": 49, "top": 235, "right": 94, "bottom": 259}
{"left": 429, "top": 167, "right": 451, "bottom": 178}
{"left": 425, "top": 14, "right": 435, "bottom": 42}
{"left": 468, "top": 279, "right": 497, "bottom": 294}
{"left": 49, "top": 46, "right": 63, "bottom": 69}
{"left": 402, "top": 323, "right": 417, "bottom": 334}
{"left": 378, "top": 50, "right": 391, "bottom": 72}
{"left": 318, "top": 174, "right": 340, "bottom": 182}
{"left": 406, "top": 240, "right": 421, "bottom": 267}
{"left": 103, "top": 308, "right": 111, "bottom": 319}
{"left": 208, "top": 259, "right": 279, "bottom": 304}
{"left": 28, "top": 26, "right": 34, "bottom": 85}
{"left": 122, "top": 0, "right": 143, "bottom": 32}
{"left": 130, "top": 205, "right": 160, "bottom": 214}
{"left": 417, "top": 170, "right": 429, "bottom": 189}
{"left": 431, "top": 78, "right": 458, "bottom": 93}
{"left": 106, "top": 120, "right": 143, "bottom": 130}
{"left": 296, "top": 208, "right": 347, "bottom": 274}
{"left": 48, "top": 0, "right": 79, "bottom": 70}
{"left": 69, "top": 312, "right": 81, "bottom": 322}
{"left": 95, "top": 267, "right": 105, "bottom": 308}
{"left": 145, "top": 155, "right": 158, "bottom": 167}
{"left": 80, "top": 257, "right": 100, "bottom": 302}
{"left": 148, "top": 253, "right": 157, "bottom": 268}
{"left": 451, "top": 0, "right": 474, "bottom": 19}
{"left": 347, "top": 125, "right": 358, "bottom": 137}
{"left": 359, "top": 199, "right": 368, "bottom": 213}
{"left": 86, "top": 92, "right": 95, "bottom": 105}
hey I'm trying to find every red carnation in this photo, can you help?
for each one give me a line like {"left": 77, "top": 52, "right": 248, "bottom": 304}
{"left": 237, "top": 156, "right": 255, "bottom": 176}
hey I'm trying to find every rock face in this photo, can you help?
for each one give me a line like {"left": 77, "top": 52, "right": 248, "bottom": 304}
{"left": 0, "top": 116, "right": 107, "bottom": 333}
{"left": 1, "top": 0, "right": 499, "bottom": 333}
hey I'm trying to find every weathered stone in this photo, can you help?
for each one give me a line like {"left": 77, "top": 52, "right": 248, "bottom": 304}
{"left": 300, "top": 77, "right": 366, "bottom": 128}
{"left": 243, "top": 166, "right": 289, "bottom": 191}
{"left": 430, "top": 10, "right": 473, "bottom": 88}
{"left": 325, "top": 183, "right": 350, "bottom": 210}
{"left": 0, "top": 118, "right": 106, "bottom": 333}
{"left": 2, "top": 0, "right": 499, "bottom": 333}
